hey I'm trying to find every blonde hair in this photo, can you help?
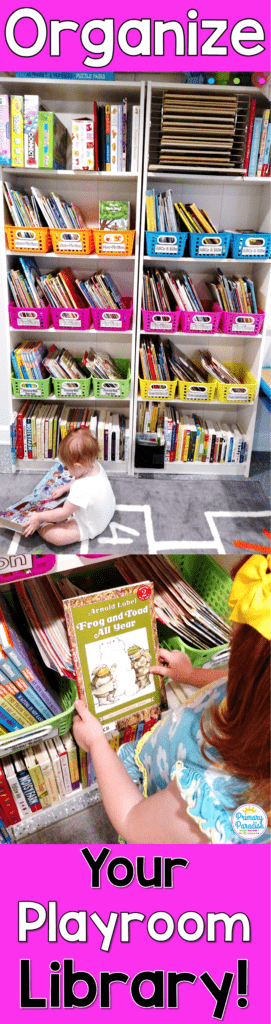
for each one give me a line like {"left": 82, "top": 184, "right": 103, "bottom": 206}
{"left": 58, "top": 428, "right": 99, "bottom": 468}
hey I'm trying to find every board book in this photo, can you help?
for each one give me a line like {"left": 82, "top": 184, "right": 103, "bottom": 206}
{"left": 63, "top": 582, "right": 162, "bottom": 728}
{"left": 0, "top": 460, "right": 71, "bottom": 533}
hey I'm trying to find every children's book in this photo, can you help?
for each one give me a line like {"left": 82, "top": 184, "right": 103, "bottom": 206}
{"left": 0, "top": 460, "right": 71, "bottom": 533}
{"left": 63, "top": 582, "right": 163, "bottom": 728}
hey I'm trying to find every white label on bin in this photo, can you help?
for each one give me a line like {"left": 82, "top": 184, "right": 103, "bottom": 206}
{"left": 150, "top": 314, "right": 173, "bottom": 331}
{"left": 102, "top": 242, "right": 125, "bottom": 252}
{"left": 198, "top": 244, "right": 222, "bottom": 255}
{"left": 15, "top": 238, "right": 39, "bottom": 249}
{"left": 145, "top": 382, "right": 171, "bottom": 398}
{"left": 226, "top": 386, "right": 249, "bottom": 401}
{"left": 60, "top": 382, "right": 83, "bottom": 396}
{"left": 17, "top": 312, "right": 40, "bottom": 327}
{"left": 232, "top": 316, "right": 255, "bottom": 333}
{"left": 190, "top": 314, "right": 213, "bottom": 331}
{"left": 59, "top": 240, "right": 83, "bottom": 251}
{"left": 59, "top": 311, "right": 82, "bottom": 327}
{"left": 186, "top": 384, "right": 209, "bottom": 399}
{"left": 99, "top": 381, "right": 122, "bottom": 396}
{"left": 100, "top": 311, "right": 123, "bottom": 328}
{"left": 155, "top": 243, "right": 178, "bottom": 254}
{"left": 241, "top": 245, "right": 266, "bottom": 257}
{"left": 19, "top": 383, "right": 42, "bottom": 396}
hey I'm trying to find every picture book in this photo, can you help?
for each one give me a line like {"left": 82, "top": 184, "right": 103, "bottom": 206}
{"left": 99, "top": 200, "right": 130, "bottom": 230}
{"left": 0, "top": 460, "right": 71, "bottom": 533}
{"left": 63, "top": 582, "right": 162, "bottom": 728}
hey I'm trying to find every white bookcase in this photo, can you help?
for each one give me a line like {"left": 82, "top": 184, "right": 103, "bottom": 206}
{"left": 0, "top": 77, "right": 145, "bottom": 476}
{"left": 132, "top": 80, "right": 271, "bottom": 477}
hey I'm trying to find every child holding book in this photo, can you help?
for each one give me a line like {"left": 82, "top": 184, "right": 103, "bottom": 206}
{"left": 73, "top": 555, "right": 271, "bottom": 844}
{"left": 24, "top": 428, "right": 116, "bottom": 546}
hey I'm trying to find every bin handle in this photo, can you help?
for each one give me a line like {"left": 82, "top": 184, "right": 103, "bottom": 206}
{"left": 0, "top": 725, "right": 59, "bottom": 756}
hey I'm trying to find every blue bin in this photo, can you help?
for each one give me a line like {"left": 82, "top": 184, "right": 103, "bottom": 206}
{"left": 230, "top": 232, "right": 271, "bottom": 260}
{"left": 145, "top": 231, "right": 188, "bottom": 258}
{"left": 189, "top": 232, "right": 231, "bottom": 259}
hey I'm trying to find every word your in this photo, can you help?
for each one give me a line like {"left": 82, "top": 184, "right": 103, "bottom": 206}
{"left": 5, "top": 11, "right": 265, "bottom": 67}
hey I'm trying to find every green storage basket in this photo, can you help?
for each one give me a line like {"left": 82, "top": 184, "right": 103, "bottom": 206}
{"left": 0, "top": 676, "right": 78, "bottom": 752}
{"left": 157, "top": 554, "right": 232, "bottom": 670}
{"left": 11, "top": 373, "right": 52, "bottom": 399}
{"left": 91, "top": 358, "right": 131, "bottom": 398}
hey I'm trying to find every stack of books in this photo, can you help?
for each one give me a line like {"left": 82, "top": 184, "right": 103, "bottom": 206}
{"left": 11, "top": 340, "right": 46, "bottom": 380}
{"left": 142, "top": 268, "right": 204, "bottom": 312}
{"left": 137, "top": 403, "right": 249, "bottom": 465}
{"left": 82, "top": 350, "right": 125, "bottom": 381}
{"left": 152, "top": 90, "right": 239, "bottom": 172}
{"left": 36, "top": 268, "right": 86, "bottom": 309}
{"left": 244, "top": 101, "right": 271, "bottom": 177}
{"left": 0, "top": 94, "right": 67, "bottom": 168}
{"left": 76, "top": 272, "right": 125, "bottom": 310}
{"left": 13, "top": 403, "right": 129, "bottom": 462}
{"left": 8, "top": 257, "right": 46, "bottom": 308}
{"left": 0, "top": 732, "right": 82, "bottom": 827}
{"left": 207, "top": 270, "right": 258, "bottom": 314}
{"left": 43, "top": 346, "right": 89, "bottom": 381}
{"left": 26, "top": 188, "right": 86, "bottom": 231}
{"left": 146, "top": 190, "right": 218, "bottom": 234}
{"left": 116, "top": 555, "right": 231, "bottom": 648}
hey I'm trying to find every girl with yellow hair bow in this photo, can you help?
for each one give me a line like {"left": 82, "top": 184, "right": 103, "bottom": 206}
{"left": 73, "top": 554, "right": 270, "bottom": 845}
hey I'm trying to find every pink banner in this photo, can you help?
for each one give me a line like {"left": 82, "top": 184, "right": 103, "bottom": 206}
{"left": 0, "top": 0, "right": 270, "bottom": 72}
{"left": 1, "top": 843, "right": 270, "bottom": 1020}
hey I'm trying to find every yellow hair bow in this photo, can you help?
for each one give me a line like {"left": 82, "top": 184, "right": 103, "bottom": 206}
{"left": 228, "top": 554, "right": 271, "bottom": 640}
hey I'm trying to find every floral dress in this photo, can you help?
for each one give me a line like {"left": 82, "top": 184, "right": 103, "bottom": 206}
{"left": 118, "top": 680, "right": 270, "bottom": 844}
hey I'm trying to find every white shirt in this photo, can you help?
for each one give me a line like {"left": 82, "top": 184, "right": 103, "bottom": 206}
{"left": 69, "top": 463, "right": 115, "bottom": 540}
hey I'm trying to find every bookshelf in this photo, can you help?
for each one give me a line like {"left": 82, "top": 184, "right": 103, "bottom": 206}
{"left": 0, "top": 78, "right": 145, "bottom": 476}
{"left": 132, "top": 81, "right": 271, "bottom": 477}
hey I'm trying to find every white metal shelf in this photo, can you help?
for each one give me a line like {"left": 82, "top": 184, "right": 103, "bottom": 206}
{"left": 14, "top": 457, "right": 128, "bottom": 473}
{"left": 12, "top": 394, "right": 130, "bottom": 404}
{"left": 5, "top": 251, "right": 135, "bottom": 261}
{"left": 136, "top": 395, "right": 255, "bottom": 408}
{"left": 10, "top": 327, "right": 133, "bottom": 336}
{"left": 8, "top": 783, "right": 101, "bottom": 841}
{"left": 139, "top": 330, "right": 263, "bottom": 340}
{"left": 143, "top": 257, "right": 271, "bottom": 265}
{"left": 147, "top": 172, "right": 271, "bottom": 184}
{"left": 135, "top": 461, "right": 248, "bottom": 476}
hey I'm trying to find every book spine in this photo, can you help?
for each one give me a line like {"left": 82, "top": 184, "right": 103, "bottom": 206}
{"left": 247, "top": 118, "right": 262, "bottom": 177}
{"left": 243, "top": 99, "right": 256, "bottom": 175}
{"left": 261, "top": 124, "right": 271, "bottom": 176}
{"left": 105, "top": 105, "right": 111, "bottom": 171}
{"left": 257, "top": 109, "right": 270, "bottom": 176}
{"left": 0, "top": 769, "right": 21, "bottom": 826}
{"left": 131, "top": 106, "right": 140, "bottom": 172}
{"left": 24, "top": 95, "right": 39, "bottom": 167}
{"left": 110, "top": 104, "right": 118, "bottom": 172}
{"left": 0, "top": 95, "right": 11, "bottom": 165}
{"left": 10, "top": 95, "right": 24, "bottom": 167}
{"left": 1, "top": 764, "right": 31, "bottom": 820}
{"left": 15, "top": 767, "right": 42, "bottom": 812}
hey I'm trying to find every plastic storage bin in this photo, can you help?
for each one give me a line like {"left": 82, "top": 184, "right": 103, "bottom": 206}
{"left": 50, "top": 306, "right": 92, "bottom": 331}
{"left": 180, "top": 309, "right": 222, "bottom": 333}
{"left": 138, "top": 377, "right": 177, "bottom": 400}
{"left": 189, "top": 232, "right": 231, "bottom": 259}
{"left": 135, "top": 438, "right": 165, "bottom": 469}
{"left": 92, "top": 358, "right": 131, "bottom": 398}
{"left": 11, "top": 373, "right": 52, "bottom": 399}
{"left": 157, "top": 553, "right": 232, "bottom": 665}
{"left": 214, "top": 362, "right": 257, "bottom": 403}
{"left": 230, "top": 232, "right": 271, "bottom": 260}
{"left": 93, "top": 230, "right": 135, "bottom": 256}
{"left": 50, "top": 228, "right": 94, "bottom": 255}
{"left": 51, "top": 364, "right": 91, "bottom": 398}
{"left": 91, "top": 299, "right": 132, "bottom": 332}
{"left": 0, "top": 676, "right": 78, "bottom": 754}
{"left": 5, "top": 225, "right": 52, "bottom": 253}
{"left": 177, "top": 376, "right": 217, "bottom": 401}
{"left": 214, "top": 303, "right": 265, "bottom": 336}
{"left": 141, "top": 309, "right": 181, "bottom": 332}
{"left": 145, "top": 231, "right": 188, "bottom": 257}
{"left": 9, "top": 302, "right": 52, "bottom": 330}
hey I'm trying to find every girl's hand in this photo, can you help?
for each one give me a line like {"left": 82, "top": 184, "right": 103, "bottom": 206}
{"left": 73, "top": 699, "right": 103, "bottom": 752}
{"left": 150, "top": 647, "right": 194, "bottom": 684}
{"left": 24, "top": 511, "right": 43, "bottom": 537}
{"left": 50, "top": 486, "right": 66, "bottom": 499}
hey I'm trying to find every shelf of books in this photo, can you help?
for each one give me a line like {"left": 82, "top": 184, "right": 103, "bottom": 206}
{"left": 132, "top": 80, "right": 271, "bottom": 477}
{"left": 0, "top": 78, "right": 145, "bottom": 476}
{"left": 0, "top": 553, "right": 231, "bottom": 841}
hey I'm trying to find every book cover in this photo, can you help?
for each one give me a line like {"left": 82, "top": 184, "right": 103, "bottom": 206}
{"left": 63, "top": 582, "right": 161, "bottom": 727}
{"left": 0, "top": 459, "right": 71, "bottom": 532}
{"left": 0, "top": 95, "right": 11, "bottom": 165}
{"left": 38, "top": 111, "right": 67, "bottom": 170}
